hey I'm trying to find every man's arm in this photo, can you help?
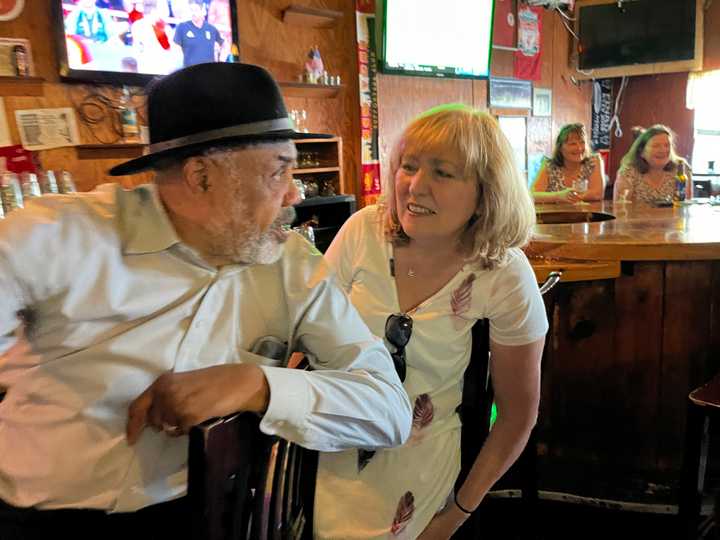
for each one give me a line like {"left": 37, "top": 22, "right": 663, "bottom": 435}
{"left": 127, "top": 244, "right": 413, "bottom": 451}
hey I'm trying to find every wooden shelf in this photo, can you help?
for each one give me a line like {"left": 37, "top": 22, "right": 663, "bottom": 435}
{"left": 75, "top": 143, "right": 146, "bottom": 160}
{"left": 296, "top": 194, "right": 355, "bottom": 208}
{"left": 292, "top": 166, "right": 340, "bottom": 174}
{"left": 281, "top": 5, "right": 342, "bottom": 28}
{"left": 0, "top": 76, "right": 44, "bottom": 96}
{"left": 279, "top": 82, "right": 342, "bottom": 99}
{"left": 295, "top": 137, "right": 339, "bottom": 144}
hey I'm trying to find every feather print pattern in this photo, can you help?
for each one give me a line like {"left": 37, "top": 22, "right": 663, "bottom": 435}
{"left": 390, "top": 491, "right": 415, "bottom": 536}
{"left": 412, "top": 394, "right": 434, "bottom": 430}
{"left": 450, "top": 273, "right": 476, "bottom": 330}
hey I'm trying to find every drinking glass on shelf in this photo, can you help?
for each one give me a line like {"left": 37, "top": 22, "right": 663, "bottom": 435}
{"left": 573, "top": 177, "right": 589, "bottom": 205}
{"left": 292, "top": 178, "right": 306, "bottom": 200}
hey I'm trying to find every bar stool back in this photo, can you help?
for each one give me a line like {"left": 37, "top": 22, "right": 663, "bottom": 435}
{"left": 679, "top": 373, "right": 720, "bottom": 539}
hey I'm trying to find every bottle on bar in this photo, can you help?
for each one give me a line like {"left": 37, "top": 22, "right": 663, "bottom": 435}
{"left": 1, "top": 172, "right": 24, "bottom": 214}
{"left": 673, "top": 162, "right": 687, "bottom": 206}
{"left": 20, "top": 172, "right": 42, "bottom": 199}
{"left": 39, "top": 170, "right": 59, "bottom": 194}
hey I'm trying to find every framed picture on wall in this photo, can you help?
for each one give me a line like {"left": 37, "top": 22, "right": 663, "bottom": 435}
{"left": 533, "top": 87, "right": 552, "bottom": 117}
{"left": 0, "top": 37, "right": 34, "bottom": 77}
{"left": 489, "top": 77, "right": 533, "bottom": 109}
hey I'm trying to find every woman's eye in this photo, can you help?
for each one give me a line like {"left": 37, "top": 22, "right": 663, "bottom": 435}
{"left": 401, "top": 163, "right": 416, "bottom": 173}
{"left": 436, "top": 169, "right": 453, "bottom": 178}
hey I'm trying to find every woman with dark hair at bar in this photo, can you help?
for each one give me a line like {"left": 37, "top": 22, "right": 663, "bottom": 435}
{"left": 613, "top": 124, "right": 692, "bottom": 204}
{"left": 314, "top": 104, "right": 548, "bottom": 539}
{"left": 531, "top": 123, "right": 605, "bottom": 203}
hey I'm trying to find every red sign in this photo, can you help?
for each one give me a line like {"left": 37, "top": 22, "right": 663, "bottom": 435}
{"left": 0, "top": 144, "right": 37, "bottom": 174}
{"left": 493, "top": 0, "right": 515, "bottom": 48}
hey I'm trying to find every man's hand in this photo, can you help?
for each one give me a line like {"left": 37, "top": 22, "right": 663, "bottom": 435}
{"left": 126, "top": 364, "right": 270, "bottom": 445}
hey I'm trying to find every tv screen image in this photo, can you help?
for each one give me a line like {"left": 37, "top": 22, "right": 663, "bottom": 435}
{"left": 57, "top": 0, "right": 238, "bottom": 85}
{"left": 382, "top": 0, "right": 495, "bottom": 79}
{"left": 578, "top": 0, "right": 696, "bottom": 70}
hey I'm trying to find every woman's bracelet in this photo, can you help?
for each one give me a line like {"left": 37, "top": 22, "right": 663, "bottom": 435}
{"left": 453, "top": 492, "right": 474, "bottom": 515}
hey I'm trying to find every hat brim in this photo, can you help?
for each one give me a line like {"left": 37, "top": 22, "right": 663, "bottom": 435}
{"left": 108, "top": 130, "right": 332, "bottom": 176}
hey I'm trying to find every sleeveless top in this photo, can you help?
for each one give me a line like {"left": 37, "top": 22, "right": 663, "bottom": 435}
{"left": 616, "top": 165, "right": 676, "bottom": 204}
{"left": 546, "top": 157, "right": 597, "bottom": 192}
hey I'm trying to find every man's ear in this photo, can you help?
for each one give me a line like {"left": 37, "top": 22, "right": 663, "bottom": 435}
{"left": 182, "top": 156, "right": 211, "bottom": 194}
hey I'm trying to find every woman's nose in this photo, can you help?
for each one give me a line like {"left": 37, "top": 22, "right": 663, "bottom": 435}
{"left": 408, "top": 169, "right": 430, "bottom": 193}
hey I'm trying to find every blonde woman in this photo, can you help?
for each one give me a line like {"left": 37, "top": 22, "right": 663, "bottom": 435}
{"left": 314, "top": 104, "right": 548, "bottom": 539}
{"left": 531, "top": 123, "right": 605, "bottom": 203}
{"left": 613, "top": 124, "right": 691, "bottom": 204}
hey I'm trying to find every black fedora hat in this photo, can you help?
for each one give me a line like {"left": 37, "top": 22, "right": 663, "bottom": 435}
{"left": 109, "top": 62, "right": 330, "bottom": 176}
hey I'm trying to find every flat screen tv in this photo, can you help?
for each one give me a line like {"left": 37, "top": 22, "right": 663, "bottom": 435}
{"left": 54, "top": 0, "right": 239, "bottom": 87}
{"left": 381, "top": 0, "right": 495, "bottom": 79}
{"left": 574, "top": 0, "right": 703, "bottom": 79}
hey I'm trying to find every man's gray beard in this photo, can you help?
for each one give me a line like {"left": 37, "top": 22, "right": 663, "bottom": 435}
{"left": 216, "top": 206, "right": 297, "bottom": 265}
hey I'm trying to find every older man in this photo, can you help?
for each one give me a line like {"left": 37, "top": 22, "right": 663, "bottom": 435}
{"left": 0, "top": 63, "right": 411, "bottom": 539}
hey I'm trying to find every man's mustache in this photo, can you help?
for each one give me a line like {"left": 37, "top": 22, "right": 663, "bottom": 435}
{"left": 276, "top": 206, "right": 296, "bottom": 228}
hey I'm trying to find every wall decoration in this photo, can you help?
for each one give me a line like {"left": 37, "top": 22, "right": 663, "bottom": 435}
{"left": 356, "top": 0, "right": 381, "bottom": 207}
{"left": 489, "top": 77, "right": 533, "bottom": 110}
{"left": 15, "top": 107, "right": 81, "bottom": 151}
{"left": 591, "top": 79, "right": 613, "bottom": 150}
{"left": 0, "top": 37, "right": 34, "bottom": 77}
{"left": 514, "top": 4, "right": 542, "bottom": 81}
{"left": 532, "top": 87, "right": 552, "bottom": 117}
{"left": 0, "top": 0, "right": 24, "bottom": 22}
{"left": 493, "top": 0, "right": 516, "bottom": 48}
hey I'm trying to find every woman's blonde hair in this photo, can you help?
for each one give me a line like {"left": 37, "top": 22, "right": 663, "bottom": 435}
{"left": 379, "top": 104, "right": 535, "bottom": 270}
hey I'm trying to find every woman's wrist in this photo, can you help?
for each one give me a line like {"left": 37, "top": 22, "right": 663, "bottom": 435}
{"left": 453, "top": 491, "right": 475, "bottom": 516}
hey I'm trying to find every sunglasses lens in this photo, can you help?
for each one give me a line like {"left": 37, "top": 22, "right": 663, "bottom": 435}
{"left": 385, "top": 314, "right": 412, "bottom": 348}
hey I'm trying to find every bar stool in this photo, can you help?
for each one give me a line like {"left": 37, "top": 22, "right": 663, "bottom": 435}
{"left": 678, "top": 373, "right": 720, "bottom": 539}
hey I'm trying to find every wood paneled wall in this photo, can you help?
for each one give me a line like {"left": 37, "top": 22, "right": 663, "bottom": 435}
{"left": 608, "top": 1, "right": 720, "bottom": 182}
{"left": 1, "top": 3, "right": 594, "bottom": 196}
{"left": 377, "top": 8, "right": 592, "bottom": 187}
{"left": 0, "top": 1, "right": 358, "bottom": 193}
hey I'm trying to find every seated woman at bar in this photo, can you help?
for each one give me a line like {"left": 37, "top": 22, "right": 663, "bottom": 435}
{"left": 613, "top": 124, "right": 692, "bottom": 204}
{"left": 314, "top": 104, "right": 548, "bottom": 539}
{"left": 531, "top": 123, "right": 605, "bottom": 203}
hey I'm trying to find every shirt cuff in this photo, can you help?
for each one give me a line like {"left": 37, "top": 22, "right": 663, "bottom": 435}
{"left": 257, "top": 365, "right": 311, "bottom": 438}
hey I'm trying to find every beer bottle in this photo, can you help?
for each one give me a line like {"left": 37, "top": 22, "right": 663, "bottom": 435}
{"left": 673, "top": 162, "right": 687, "bottom": 206}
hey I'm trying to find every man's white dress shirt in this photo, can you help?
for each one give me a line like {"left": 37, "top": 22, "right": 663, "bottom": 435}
{"left": 0, "top": 184, "right": 411, "bottom": 512}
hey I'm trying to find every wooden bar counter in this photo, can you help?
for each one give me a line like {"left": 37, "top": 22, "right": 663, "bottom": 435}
{"left": 520, "top": 202, "right": 720, "bottom": 506}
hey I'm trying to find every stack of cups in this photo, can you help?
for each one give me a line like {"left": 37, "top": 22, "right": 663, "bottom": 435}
{"left": 21, "top": 172, "right": 42, "bottom": 199}
{"left": 39, "top": 170, "right": 59, "bottom": 194}
{"left": 1, "top": 172, "right": 23, "bottom": 217}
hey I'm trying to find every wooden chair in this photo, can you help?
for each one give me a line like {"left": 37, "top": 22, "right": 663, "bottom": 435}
{"left": 453, "top": 271, "right": 561, "bottom": 539}
{"left": 678, "top": 373, "right": 720, "bottom": 539}
{"left": 188, "top": 412, "right": 317, "bottom": 540}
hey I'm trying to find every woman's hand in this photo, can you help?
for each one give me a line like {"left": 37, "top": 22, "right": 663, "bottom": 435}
{"left": 554, "top": 187, "right": 581, "bottom": 203}
{"left": 416, "top": 502, "right": 468, "bottom": 540}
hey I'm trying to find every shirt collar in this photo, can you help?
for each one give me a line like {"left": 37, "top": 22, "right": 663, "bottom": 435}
{"left": 116, "top": 183, "right": 181, "bottom": 255}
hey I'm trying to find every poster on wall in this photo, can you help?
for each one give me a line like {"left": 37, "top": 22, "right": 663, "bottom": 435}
{"left": 15, "top": 107, "right": 81, "bottom": 151}
{"left": 591, "top": 79, "right": 613, "bottom": 150}
{"left": 493, "top": 0, "right": 515, "bottom": 48}
{"left": 356, "top": 0, "right": 381, "bottom": 207}
{"left": 513, "top": 4, "right": 542, "bottom": 81}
